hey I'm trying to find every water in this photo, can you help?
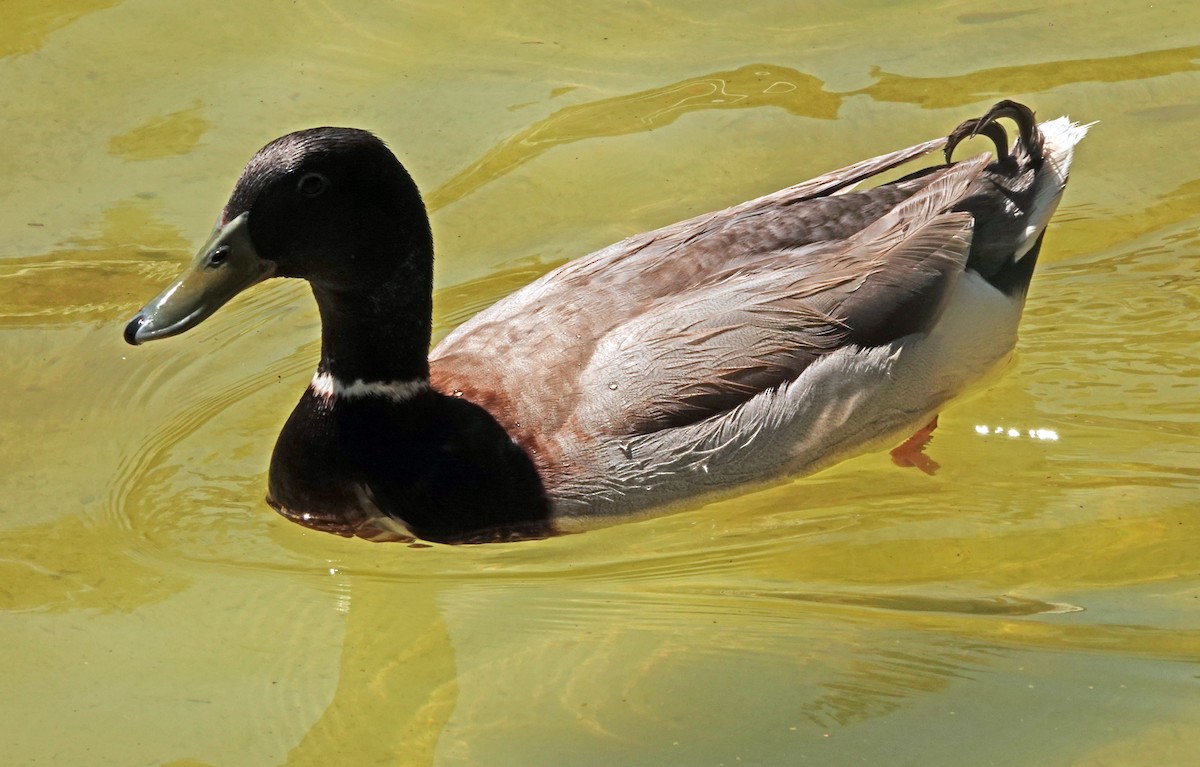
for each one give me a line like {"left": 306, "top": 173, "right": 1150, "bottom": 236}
{"left": 2, "top": 1, "right": 1199, "bottom": 765}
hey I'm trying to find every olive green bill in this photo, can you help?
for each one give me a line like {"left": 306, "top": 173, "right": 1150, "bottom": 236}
{"left": 124, "top": 213, "right": 274, "bottom": 345}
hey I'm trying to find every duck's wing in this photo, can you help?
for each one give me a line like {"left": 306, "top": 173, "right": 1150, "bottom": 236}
{"left": 566, "top": 159, "right": 986, "bottom": 437}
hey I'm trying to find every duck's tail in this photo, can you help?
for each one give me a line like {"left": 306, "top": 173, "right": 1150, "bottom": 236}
{"left": 946, "top": 100, "right": 1093, "bottom": 297}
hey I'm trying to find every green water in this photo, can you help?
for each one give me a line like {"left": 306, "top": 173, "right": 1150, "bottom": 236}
{"left": 3, "top": 1, "right": 1199, "bottom": 765}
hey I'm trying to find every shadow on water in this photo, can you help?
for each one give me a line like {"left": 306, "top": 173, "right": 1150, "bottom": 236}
{"left": 0, "top": 199, "right": 189, "bottom": 326}
{"left": 851, "top": 44, "right": 1200, "bottom": 109}
{"left": 425, "top": 63, "right": 842, "bottom": 212}
{"left": 108, "top": 102, "right": 213, "bottom": 161}
{"left": 278, "top": 578, "right": 459, "bottom": 766}
{"left": 0, "top": 0, "right": 124, "bottom": 59}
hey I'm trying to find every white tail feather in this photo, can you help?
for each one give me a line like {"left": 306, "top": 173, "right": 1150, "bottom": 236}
{"left": 1015, "top": 117, "right": 1093, "bottom": 259}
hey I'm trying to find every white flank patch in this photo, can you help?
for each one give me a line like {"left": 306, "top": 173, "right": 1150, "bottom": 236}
{"left": 310, "top": 371, "right": 429, "bottom": 402}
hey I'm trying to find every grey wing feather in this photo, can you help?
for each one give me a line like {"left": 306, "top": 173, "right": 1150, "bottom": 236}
{"left": 572, "top": 182, "right": 980, "bottom": 436}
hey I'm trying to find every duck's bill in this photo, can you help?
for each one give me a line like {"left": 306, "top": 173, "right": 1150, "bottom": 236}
{"left": 123, "top": 213, "right": 274, "bottom": 345}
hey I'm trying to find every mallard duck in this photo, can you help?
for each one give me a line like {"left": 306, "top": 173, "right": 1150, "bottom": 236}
{"left": 124, "top": 100, "right": 1088, "bottom": 544}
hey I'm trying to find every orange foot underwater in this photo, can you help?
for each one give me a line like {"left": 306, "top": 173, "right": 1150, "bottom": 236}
{"left": 890, "top": 416, "right": 941, "bottom": 476}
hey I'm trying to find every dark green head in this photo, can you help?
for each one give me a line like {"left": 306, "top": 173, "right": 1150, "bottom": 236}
{"left": 125, "top": 127, "right": 432, "bottom": 345}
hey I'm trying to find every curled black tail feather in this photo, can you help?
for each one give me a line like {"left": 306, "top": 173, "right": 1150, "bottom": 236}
{"left": 944, "top": 99, "right": 1043, "bottom": 168}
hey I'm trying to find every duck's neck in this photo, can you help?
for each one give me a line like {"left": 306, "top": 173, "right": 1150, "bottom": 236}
{"left": 311, "top": 276, "right": 432, "bottom": 385}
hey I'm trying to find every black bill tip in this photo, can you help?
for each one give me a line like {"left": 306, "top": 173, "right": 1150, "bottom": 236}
{"left": 124, "top": 314, "right": 146, "bottom": 346}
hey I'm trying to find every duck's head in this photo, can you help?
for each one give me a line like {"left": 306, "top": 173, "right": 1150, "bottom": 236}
{"left": 124, "top": 127, "right": 431, "bottom": 345}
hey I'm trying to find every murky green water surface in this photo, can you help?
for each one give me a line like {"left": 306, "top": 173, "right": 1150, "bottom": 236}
{"left": 3, "top": 1, "right": 1199, "bottom": 765}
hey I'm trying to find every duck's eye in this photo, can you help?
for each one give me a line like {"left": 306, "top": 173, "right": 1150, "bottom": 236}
{"left": 206, "top": 245, "right": 230, "bottom": 269}
{"left": 297, "top": 172, "right": 328, "bottom": 198}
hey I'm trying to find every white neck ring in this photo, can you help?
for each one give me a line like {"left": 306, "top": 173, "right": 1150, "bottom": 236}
{"left": 309, "top": 372, "right": 429, "bottom": 403}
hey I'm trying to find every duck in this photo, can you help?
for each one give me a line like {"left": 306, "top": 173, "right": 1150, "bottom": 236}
{"left": 124, "top": 100, "right": 1089, "bottom": 544}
